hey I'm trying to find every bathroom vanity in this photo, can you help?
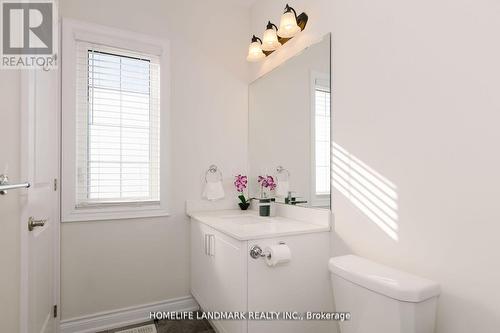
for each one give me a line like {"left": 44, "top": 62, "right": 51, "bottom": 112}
{"left": 188, "top": 208, "right": 335, "bottom": 333}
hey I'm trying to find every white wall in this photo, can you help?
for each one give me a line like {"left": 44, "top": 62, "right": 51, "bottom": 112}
{"left": 250, "top": 0, "right": 500, "bottom": 332}
{"left": 0, "top": 72, "right": 21, "bottom": 333}
{"left": 59, "top": 0, "right": 250, "bottom": 320}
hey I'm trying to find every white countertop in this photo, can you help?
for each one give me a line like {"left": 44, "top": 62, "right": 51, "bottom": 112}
{"left": 188, "top": 209, "right": 330, "bottom": 241}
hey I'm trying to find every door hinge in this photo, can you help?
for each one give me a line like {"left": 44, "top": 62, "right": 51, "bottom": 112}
{"left": 53, "top": 178, "right": 57, "bottom": 191}
{"left": 53, "top": 304, "right": 57, "bottom": 318}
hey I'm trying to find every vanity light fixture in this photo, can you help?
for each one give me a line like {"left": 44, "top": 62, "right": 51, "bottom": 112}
{"left": 246, "top": 35, "right": 266, "bottom": 62}
{"left": 246, "top": 4, "right": 308, "bottom": 62}
{"left": 261, "top": 21, "right": 281, "bottom": 52}
{"left": 277, "top": 4, "right": 307, "bottom": 39}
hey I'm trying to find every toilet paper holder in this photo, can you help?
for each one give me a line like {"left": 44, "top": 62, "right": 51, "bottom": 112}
{"left": 249, "top": 242, "right": 286, "bottom": 259}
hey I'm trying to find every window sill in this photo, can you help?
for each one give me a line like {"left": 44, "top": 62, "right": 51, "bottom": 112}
{"left": 61, "top": 203, "right": 170, "bottom": 222}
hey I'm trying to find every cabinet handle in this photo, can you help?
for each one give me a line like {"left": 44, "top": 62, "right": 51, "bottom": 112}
{"left": 204, "top": 234, "right": 209, "bottom": 255}
{"left": 203, "top": 234, "right": 216, "bottom": 256}
{"left": 209, "top": 234, "right": 215, "bottom": 257}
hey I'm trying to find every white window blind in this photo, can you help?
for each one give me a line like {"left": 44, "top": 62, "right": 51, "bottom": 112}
{"left": 76, "top": 41, "right": 160, "bottom": 206}
{"left": 314, "top": 79, "right": 331, "bottom": 196}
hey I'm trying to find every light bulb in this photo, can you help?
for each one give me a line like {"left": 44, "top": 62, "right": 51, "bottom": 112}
{"left": 261, "top": 23, "right": 281, "bottom": 52}
{"left": 246, "top": 37, "right": 265, "bottom": 62}
{"left": 277, "top": 10, "right": 301, "bottom": 38}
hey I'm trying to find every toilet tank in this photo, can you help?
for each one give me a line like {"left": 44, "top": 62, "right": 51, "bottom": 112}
{"left": 329, "top": 255, "right": 440, "bottom": 333}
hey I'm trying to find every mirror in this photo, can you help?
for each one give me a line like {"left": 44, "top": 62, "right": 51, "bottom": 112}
{"left": 248, "top": 34, "right": 331, "bottom": 209}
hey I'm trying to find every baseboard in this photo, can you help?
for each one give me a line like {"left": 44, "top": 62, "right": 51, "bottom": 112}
{"left": 60, "top": 296, "right": 199, "bottom": 333}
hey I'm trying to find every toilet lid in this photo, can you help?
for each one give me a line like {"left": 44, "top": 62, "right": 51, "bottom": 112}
{"left": 329, "top": 255, "right": 440, "bottom": 302}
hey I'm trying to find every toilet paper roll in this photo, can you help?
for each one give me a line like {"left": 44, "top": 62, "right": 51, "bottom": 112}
{"left": 264, "top": 244, "right": 291, "bottom": 267}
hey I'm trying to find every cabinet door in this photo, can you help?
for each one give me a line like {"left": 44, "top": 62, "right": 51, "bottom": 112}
{"left": 191, "top": 220, "right": 247, "bottom": 333}
{"left": 190, "top": 220, "right": 212, "bottom": 310}
{"left": 209, "top": 229, "right": 247, "bottom": 333}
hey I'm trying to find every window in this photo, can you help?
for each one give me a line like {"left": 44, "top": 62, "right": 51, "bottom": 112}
{"left": 61, "top": 19, "right": 169, "bottom": 222}
{"left": 314, "top": 81, "right": 331, "bottom": 195}
{"left": 311, "top": 73, "right": 331, "bottom": 207}
{"left": 76, "top": 43, "right": 160, "bottom": 206}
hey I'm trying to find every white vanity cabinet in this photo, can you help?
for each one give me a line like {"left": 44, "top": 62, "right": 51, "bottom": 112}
{"left": 190, "top": 219, "right": 247, "bottom": 333}
{"left": 189, "top": 210, "right": 335, "bottom": 333}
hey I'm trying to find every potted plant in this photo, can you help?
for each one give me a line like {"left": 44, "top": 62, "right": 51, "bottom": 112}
{"left": 234, "top": 174, "right": 250, "bottom": 210}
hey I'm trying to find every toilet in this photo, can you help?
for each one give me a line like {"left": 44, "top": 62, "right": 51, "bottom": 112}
{"left": 329, "top": 255, "right": 440, "bottom": 333}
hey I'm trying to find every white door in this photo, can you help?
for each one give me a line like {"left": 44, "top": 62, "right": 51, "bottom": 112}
{"left": 19, "top": 67, "right": 60, "bottom": 333}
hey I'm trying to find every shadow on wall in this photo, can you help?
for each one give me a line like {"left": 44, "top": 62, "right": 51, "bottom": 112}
{"left": 331, "top": 142, "right": 399, "bottom": 241}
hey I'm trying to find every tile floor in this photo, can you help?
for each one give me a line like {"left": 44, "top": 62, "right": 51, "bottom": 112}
{"left": 99, "top": 312, "right": 215, "bottom": 333}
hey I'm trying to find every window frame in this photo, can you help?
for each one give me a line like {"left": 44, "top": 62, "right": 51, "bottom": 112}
{"left": 310, "top": 71, "right": 331, "bottom": 208}
{"left": 61, "top": 19, "right": 170, "bottom": 222}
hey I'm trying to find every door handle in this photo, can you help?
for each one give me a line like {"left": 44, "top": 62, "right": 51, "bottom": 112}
{"left": 0, "top": 174, "right": 30, "bottom": 195}
{"left": 28, "top": 217, "right": 47, "bottom": 231}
